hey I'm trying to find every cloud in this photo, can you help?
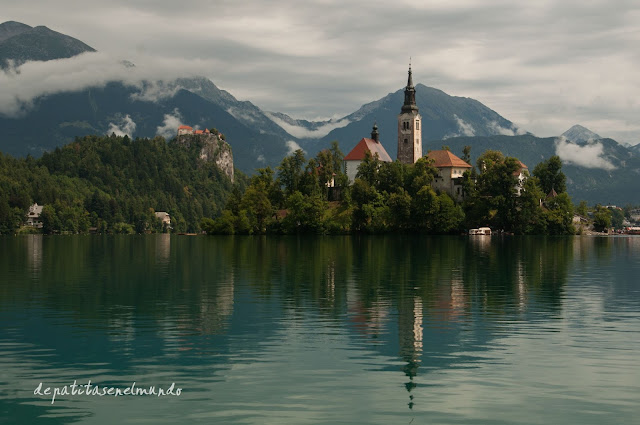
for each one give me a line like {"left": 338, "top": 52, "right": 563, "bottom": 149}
{"left": 257, "top": 154, "right": 266, "bottom": 163}
{"left": 266, "top": 113, "right": 350, "bottom": 139}
{"left": 444, "top": 114, "right": 476, "bottom": 139}
{"left": 107, "top": 114, "right": 136, "bottom": 137}
{"left": 0, "top": 52, "right": 218, "bottom": 117}
{"left": 555, "top": 137, "right": 616, "bottom": 171}
{"left": 2, "top": 1, "right": 640, "bottom": 143}
{"left": 156, "top": 108, "right": 183, "bottom": 139}
{"left": 487, "top": 121, "right": 526, "bottom": 136}
{"left": 285, "top": 140, "right": 304, "bottom": 155}
{"left": 129, "top": 80, "right": 182, "bottom": 102}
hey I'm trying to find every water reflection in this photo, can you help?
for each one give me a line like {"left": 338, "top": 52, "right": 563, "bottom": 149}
{"left": 1, "top": 235, "right": 639, "bottom": 424}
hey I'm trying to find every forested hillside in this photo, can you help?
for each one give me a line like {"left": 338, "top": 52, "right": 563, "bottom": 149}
{"left": 0, "top": 134, "right": 240, "bottom": 234}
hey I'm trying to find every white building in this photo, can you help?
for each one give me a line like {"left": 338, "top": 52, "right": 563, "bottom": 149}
{"left": 343, "top": 124, "right": 393, "bottom": 183}
{"left": 427, "top": 150, "right": 472, "bottom": 202}
{"left": 155, "top": 211, "right": 171, "bottom": 229}
{"left": 26, "top": 203, "right": 43, "bottom": 228}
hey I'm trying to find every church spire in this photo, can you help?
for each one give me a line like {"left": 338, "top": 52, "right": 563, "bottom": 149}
{"left": 407, "top": 58, "right": 414, "bottom": 89}
{"left": 402, "top": 62, "right": 418, "bottom": 113}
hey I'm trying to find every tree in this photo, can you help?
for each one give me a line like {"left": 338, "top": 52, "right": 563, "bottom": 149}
{"left": 278, "top": 149, "right": 306, "bottom": 195}
{"left": 241, "top": 182, "right": 273, "bottom": 234}
{"left": 610, "top": 207, "right": 625, "bottom": 230}
{"left": 533, "top": 155, "right": 566, "bottom": 195}
{"left": 282, "top": 191, "right": 326, "bottom": 233}
{"left": 355, "top": 151, "right": 381, "bottom": 187}
{"left": 543, "top": 192, "right": 575, "bottom": 235}
{"left": 593, "top": 205, "right": 611, "bottom": 232}
{"left": 474, "top": 151, "right": 520, "bottom": 231}
{"left": 462, "top": 146, "right": 472, "bottom": 165}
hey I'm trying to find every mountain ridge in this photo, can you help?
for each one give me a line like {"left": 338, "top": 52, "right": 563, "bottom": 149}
{"left": 0, "top": 22, "right": 95, "bottom": 68}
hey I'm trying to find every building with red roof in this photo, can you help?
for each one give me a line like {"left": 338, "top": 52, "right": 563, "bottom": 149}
{"left": 344, "top": 124, "right": 393, "bottom": 183}
{"left": 426, "top": 150, "right": 472, "bottom": 201}
{"left": 177, "top": 125, "right": 194, "bottom": 136}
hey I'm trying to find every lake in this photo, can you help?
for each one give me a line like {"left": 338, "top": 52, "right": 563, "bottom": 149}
{"left": 1, "top": 235, "right": 639, "bottom": 424}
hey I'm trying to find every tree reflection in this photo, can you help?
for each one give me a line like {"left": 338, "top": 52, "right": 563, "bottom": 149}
{"left": 0, "top": 234, "right": 577, "bottom": 413}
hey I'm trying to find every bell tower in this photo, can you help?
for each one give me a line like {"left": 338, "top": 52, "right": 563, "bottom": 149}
{"left": 397, "top": 64, "right": 422, "bottom": 164}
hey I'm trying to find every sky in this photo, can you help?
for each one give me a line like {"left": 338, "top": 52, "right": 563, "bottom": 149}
{"left": 1, "top": 0, "right": 640, "bottom": 144}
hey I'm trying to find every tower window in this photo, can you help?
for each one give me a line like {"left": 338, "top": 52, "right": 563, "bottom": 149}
{"left": 404, "top": 138, "right": 408, "bottom": 144}
{"left": 416, "top": 120, "right": 420, "bottom": 130}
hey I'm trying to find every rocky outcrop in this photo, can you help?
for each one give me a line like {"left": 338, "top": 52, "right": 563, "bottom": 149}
{"left": 176, "top": 133, "right": 234, "bottom": 182}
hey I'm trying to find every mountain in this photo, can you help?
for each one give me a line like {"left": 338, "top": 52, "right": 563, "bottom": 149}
{"left": 432, "top": 134, "right": 640, "bottom": 205}
{"left": 0, "top": 21, "right": 32, "bottom": 43}
{"left": 0, "top": 80, "right": 293, "bottom": 172}
{"left": 0, "top": 22, "right": 95, "bottom": 68}
{"left": 273, "top": 84, "right": 522, "bottom": 159}
{"left": 1, "top": 18, "right": 638, "bottom": 204}
{"left": 561, "top": 125, "right": 601, "bottom": 144}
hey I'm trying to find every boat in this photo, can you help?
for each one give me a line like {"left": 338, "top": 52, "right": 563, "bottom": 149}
{"left": 469, "top": 227, "right": 491, "bottom": 236}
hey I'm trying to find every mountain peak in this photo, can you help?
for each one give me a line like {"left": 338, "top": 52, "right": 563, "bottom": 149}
{"left": 562, "top": 125, "right": 601, "bottom": 143}
{"left": 0, "top": 22, "right": 95, "bottom": 68}
{"left": 0, "top": 21, "right": 32, "bottom": 43}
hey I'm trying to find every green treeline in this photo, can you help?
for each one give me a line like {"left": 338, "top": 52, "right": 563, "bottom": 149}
{"left": 0, "top": 134, "right": 238, "bottom": 234}
{"left": 202, "top": 144, "right": 575, "bottom": 235}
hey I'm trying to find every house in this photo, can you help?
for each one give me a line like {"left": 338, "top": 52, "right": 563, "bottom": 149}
{"left": 426, "top": 150, "right": 472, "bottom": 202}
{"left": 26, "top": 203, "right": 43, "bottom": 228}
{"left": 177, "top": 125, "right": 194, "bottom": 136}
{"left": 155, "top": 212, "right": 171, "bottom": 229}
{"left": 344, "top": 123, "right": 393, "bottom": 183}
{"left": 514, "top": 161, "right": 529, "bottom": 196}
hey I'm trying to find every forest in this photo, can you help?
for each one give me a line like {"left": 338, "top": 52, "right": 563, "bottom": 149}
{"left": 202, "top": 143, "right": 590, "bottom": 235}
{"left": 0, "top": 134, "right": 237, "bottom": 234}
{"left": 1, "top": 134, "right": 621, "bottom": 236}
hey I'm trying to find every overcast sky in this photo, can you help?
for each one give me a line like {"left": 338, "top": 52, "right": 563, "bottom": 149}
{"left": 2, "top": 0, "right": 639, "bottom": 144}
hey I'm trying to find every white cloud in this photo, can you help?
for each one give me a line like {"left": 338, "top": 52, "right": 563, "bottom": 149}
{"left": 2, "top": 1, "right": 640, "bottom": 144}
{"left": 444, "top": 114, "right": 476, "bottom": 139}
{"left": 107, "top": 114, "right": 136, "bottom": 137}
{"left": 555, "top": 137, "right": 616, "bottom": 171}
{"left": 156, "top": 108, "right": 183, "bottom": 139}
{"left": 285, "top": 140, "right": 304, "bottom": 155}
{"left": 129, "top": 80, "right": 181, "bottom": 102}
{"left": 266, "top": 113, "right": 350, "bottom": 139}
{"left": 0, "top": 52, "right": 218, "bottom": 117}
{"left": 487, "top": 120, "right": 526, "bottom": 136}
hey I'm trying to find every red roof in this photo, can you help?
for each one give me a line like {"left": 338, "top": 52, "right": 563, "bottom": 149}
{"left": 178, "top": 125, "right": 193, "bottom": 130}
{"left": 426, "top": 150, "right": 472, "bottom": 168}
{"left": 195, "top": 130, "right": 204, "bottom": 134}
{"left": 344, "top": 138, "right": 392, "bottom": 162}
{"left": 514, "top": 161, "right": 528, "bottom": 176}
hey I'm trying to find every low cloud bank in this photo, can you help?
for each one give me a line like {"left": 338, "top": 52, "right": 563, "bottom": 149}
{"left": 555, "top": 137, "right": 616, "bottom": 170}
{"left": 156, "top": 108, "right": 183, "bottom": 139}
{"left": 107, "top": 114, "right": 136, "bottom": 138}
{"left": 487, "top": 121, "right": 526, "bottom": 136}
{"left": 0, "top": 52, "right": 214, "bottom": 117}
{"left": 286, "top": 140, "right": 304, "bottom": 155}
{"left": 266, "top": 113, "right": 350, "bottom": 139}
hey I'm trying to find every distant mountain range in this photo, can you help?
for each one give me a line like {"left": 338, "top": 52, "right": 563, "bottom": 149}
{"left": 0, "top": 20, "right": 638, "bottom": 205}
{"left": 434, "top": 133, "right": 640, "bottom": 205}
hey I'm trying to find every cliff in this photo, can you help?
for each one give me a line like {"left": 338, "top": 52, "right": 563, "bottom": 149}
{"left": 176, "top": 133, "right": 234, "bottom": 183}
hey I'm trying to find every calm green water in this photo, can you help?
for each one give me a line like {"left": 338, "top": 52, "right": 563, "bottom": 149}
{"left": 1, "top": 235, "right": 639, "bottom": 424}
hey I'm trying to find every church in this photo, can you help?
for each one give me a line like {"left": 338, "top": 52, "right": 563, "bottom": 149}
{"left": 344, "top": 66, "right": 470, "bottom": 201}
